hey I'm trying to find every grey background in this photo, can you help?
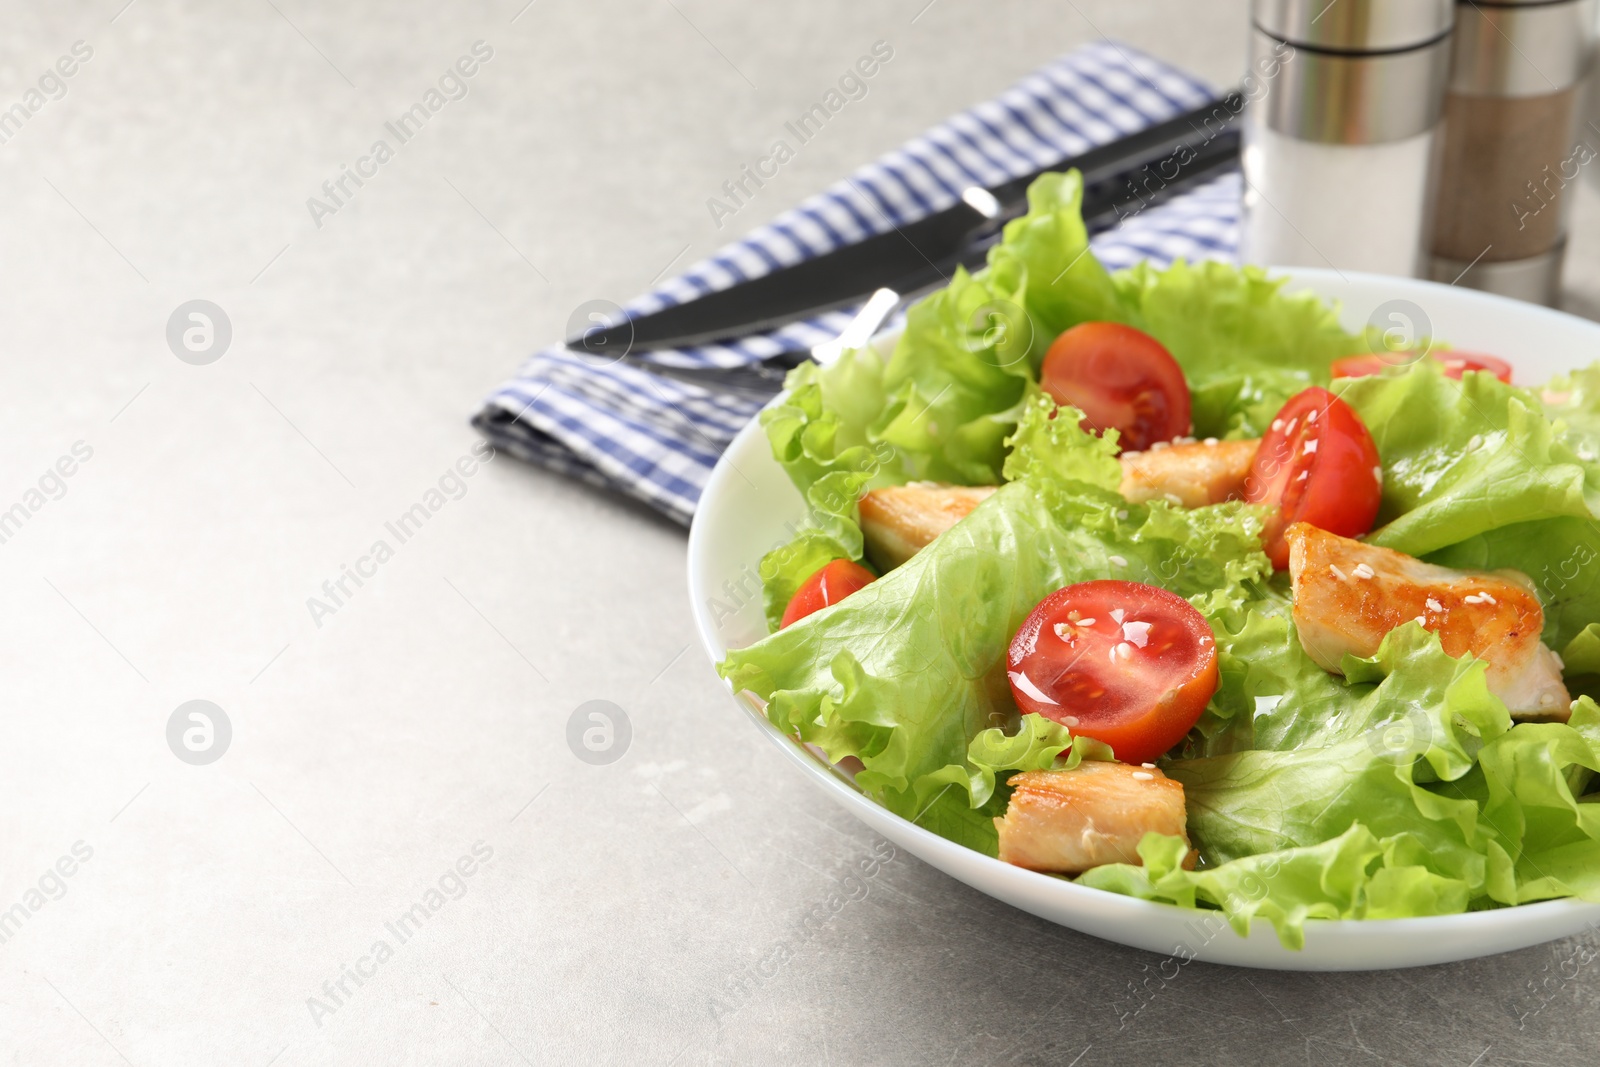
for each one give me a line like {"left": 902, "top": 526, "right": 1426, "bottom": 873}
{"left": 2, "top": 1, "right": 1598, "bottom": 1064}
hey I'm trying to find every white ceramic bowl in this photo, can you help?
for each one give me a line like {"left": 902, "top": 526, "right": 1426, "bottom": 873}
{"left": 687, "top": 267, "right": 1600, "bottom": 970}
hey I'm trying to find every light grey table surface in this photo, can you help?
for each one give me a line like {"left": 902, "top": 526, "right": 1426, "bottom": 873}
{"left": 4, "top": 1, "right": 1600, "bottom": 1064}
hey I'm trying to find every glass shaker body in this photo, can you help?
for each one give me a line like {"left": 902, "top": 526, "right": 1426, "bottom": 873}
{"left": 1241, "top": 0, "right": 1454, "bottom": 277}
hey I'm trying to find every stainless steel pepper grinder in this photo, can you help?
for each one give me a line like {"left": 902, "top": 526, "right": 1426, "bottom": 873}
{"left": 1241, "top": 0, "right": 1455, "bottom": 277}
{"left": 1428, "top": 0, "right": 1598, "bottom": 304}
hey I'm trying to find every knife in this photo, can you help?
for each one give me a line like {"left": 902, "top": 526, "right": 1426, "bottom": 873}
{"left": 570, "top": 90, "right": 1244, "bottom": 362}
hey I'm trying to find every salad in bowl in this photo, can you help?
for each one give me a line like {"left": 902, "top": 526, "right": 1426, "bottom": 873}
{"left": 714, "top": 171, "right": 1600, "bottom": 949}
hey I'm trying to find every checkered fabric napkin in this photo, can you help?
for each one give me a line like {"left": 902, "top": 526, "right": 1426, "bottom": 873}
{"left": 472, "top": 41, "right": 1241, "bottom": 525}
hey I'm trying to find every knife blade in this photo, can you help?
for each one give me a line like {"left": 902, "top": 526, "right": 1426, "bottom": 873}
{"left": 572, "top": 90, "right": 1244, "bottom": 359}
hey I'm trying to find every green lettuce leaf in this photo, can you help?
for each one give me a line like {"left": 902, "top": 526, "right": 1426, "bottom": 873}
{"left": 1540, "top": 362, "right": 1600, "bottom": 457}
{"left": 1183, "top": 586, "right": 1345, "bottom": 758}
{"left": 1078, "top": 824, "right": 1471, "bottom": 950}
{"left": 1562, "top": 624, "right": 1600, "bottom": 676}
{"left": 872, "top": 263, "right": 1035, "bottom": 486}
{"left": 985, "top": 171, "right": 1124, "bottom": 348}
{"left": 754, "top": 344, "right": 904, "bottom": 628}
{"left": 1001, "top": 387, "right": 1123, "bottom": 488}
{"left": 720, "top": 404, "right": 1272, "bottom": 855}
{"left": 1337, "top": 362, "right": 1600, "bottom": 558}
{"left": 1109, "top": 260, "right": 1359, "bottom": 437}
{"left": 1436, "top": 697, "right": 1600, "bottom": 904}
{"left": 1174, "top": 624, "right": 1505, "bottom": 859}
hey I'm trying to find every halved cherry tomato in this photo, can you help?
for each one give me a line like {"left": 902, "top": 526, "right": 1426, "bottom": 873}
{"left": 1040, "top": 322, "right": 1191, "bottom": 453}
{"left": 1244, "top": 387, "right": 1382, "bottom": 570}
{"left": 1330, "top": 350, "right": 1513, "bottom": 384}
{"left": 1007, "top": 580, "right": 1218, "bottom": 765}
{"left": 780, "top": 559, "right": 875, "bottom": 629}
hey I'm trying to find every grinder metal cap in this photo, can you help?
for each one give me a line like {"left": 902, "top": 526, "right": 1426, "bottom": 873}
{"left": 1249, "top": 0, "right": 1456, "bottom": 143}
{"left": 1253, "top": 0, "right": 1454, "bottom": 52}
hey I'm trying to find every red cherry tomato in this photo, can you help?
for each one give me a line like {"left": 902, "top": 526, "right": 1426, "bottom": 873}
{"left": 1330, "top": 350, "right": 1513, "bottom": 384}
{"left": 780, "top": 559, "right": 875, "bottom": 629}
{"left": 1040, "top": 322, "right": 1191, "bottom": 453}
{"left": 1007, "top": 580, "right": 1218, "bottom": 765}
{"left": 1245, "top": 387, "right": 1382, "bottom": 570}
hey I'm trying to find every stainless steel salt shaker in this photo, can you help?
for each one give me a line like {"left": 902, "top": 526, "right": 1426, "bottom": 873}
{"left": 1241, "top": 0, "right": 1455, "bottom": 276}
{"left": 1428, "top": 0, "right": 1598, "bottom": 304}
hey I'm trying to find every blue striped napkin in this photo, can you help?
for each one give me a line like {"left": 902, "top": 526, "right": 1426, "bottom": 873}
{"left": 473, "top": 41, "right": 1241, "bottom": 525}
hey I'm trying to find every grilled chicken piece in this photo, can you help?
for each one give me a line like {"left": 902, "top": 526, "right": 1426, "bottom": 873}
{"left": 858, "top": 482, "right": 996, "bottom": 570}
{"left": 1286, "top": 523, "right": 1570, "bottom": 721}
{"left": 1118, "top": 438, "right": 1260, "bottom": 507}
{"left": 995, "top": 761, "right": 1191, "bottom": 873}
{"left": 860, "top": 440, "right": 1260, "bottom": 570}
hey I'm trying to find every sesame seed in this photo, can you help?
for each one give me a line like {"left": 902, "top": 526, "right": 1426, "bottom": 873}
{"left": 1116, "top": 509, "right": 1129, "bottom": 520}
{"left": 1330, "top": 564, "right": 1348, "bottom": 580}
{"left": 1062, "top": 716, "right": 1079, "bottom": 727}
{"left": 1108, "top": 555, "right": 1128, "bottom": 567}
{"left": 1150, "top": 441, "right": 1170, "bottom": 451}
{"left": 1372, "top": 466, "right": 1383, "bottom": 483}
{"left": 1115, "top": 642, "right": 1134, "bottom": 660}
{"left": 1122, "top": 451, "right": 1143, "bottom": 461}
{"left": 1466, "top": 434, "right": 1483, "bottom": 452}
{"left": 1131, "top": 771, "right": 1155, "bottom": 781}
{"left": 1204, "top": 437, "right": 1219, "bottom": 446}
{"left": 1413, "top": 615, "right": 1427, "bottom": 626}
{"left": 1285, "top": 418, "right": 1298, "bottom": 435}
{"left": 1163, "top": 492, "right": 1184, "bottom": 506}
{"left": 1426, "top": 597, "right": 1442, "bottom": 611}
{"left": 1352, "top": 563, "right": 1374, "bottom": 579}
{"left": 1306, "top": 409, "right": 1319, "bottom": 423}
{"left": 1140, "top": 762, "right": 1156, "bottom": 769}
{"left": 1078, "top": 618, "right": 1096, "bottom": 627}
{"left": 1272, "top": 419, "right": 1284, "bottom": 432}
{"left": 1481, "top": 592, "right": 1496, "bottom": 605}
